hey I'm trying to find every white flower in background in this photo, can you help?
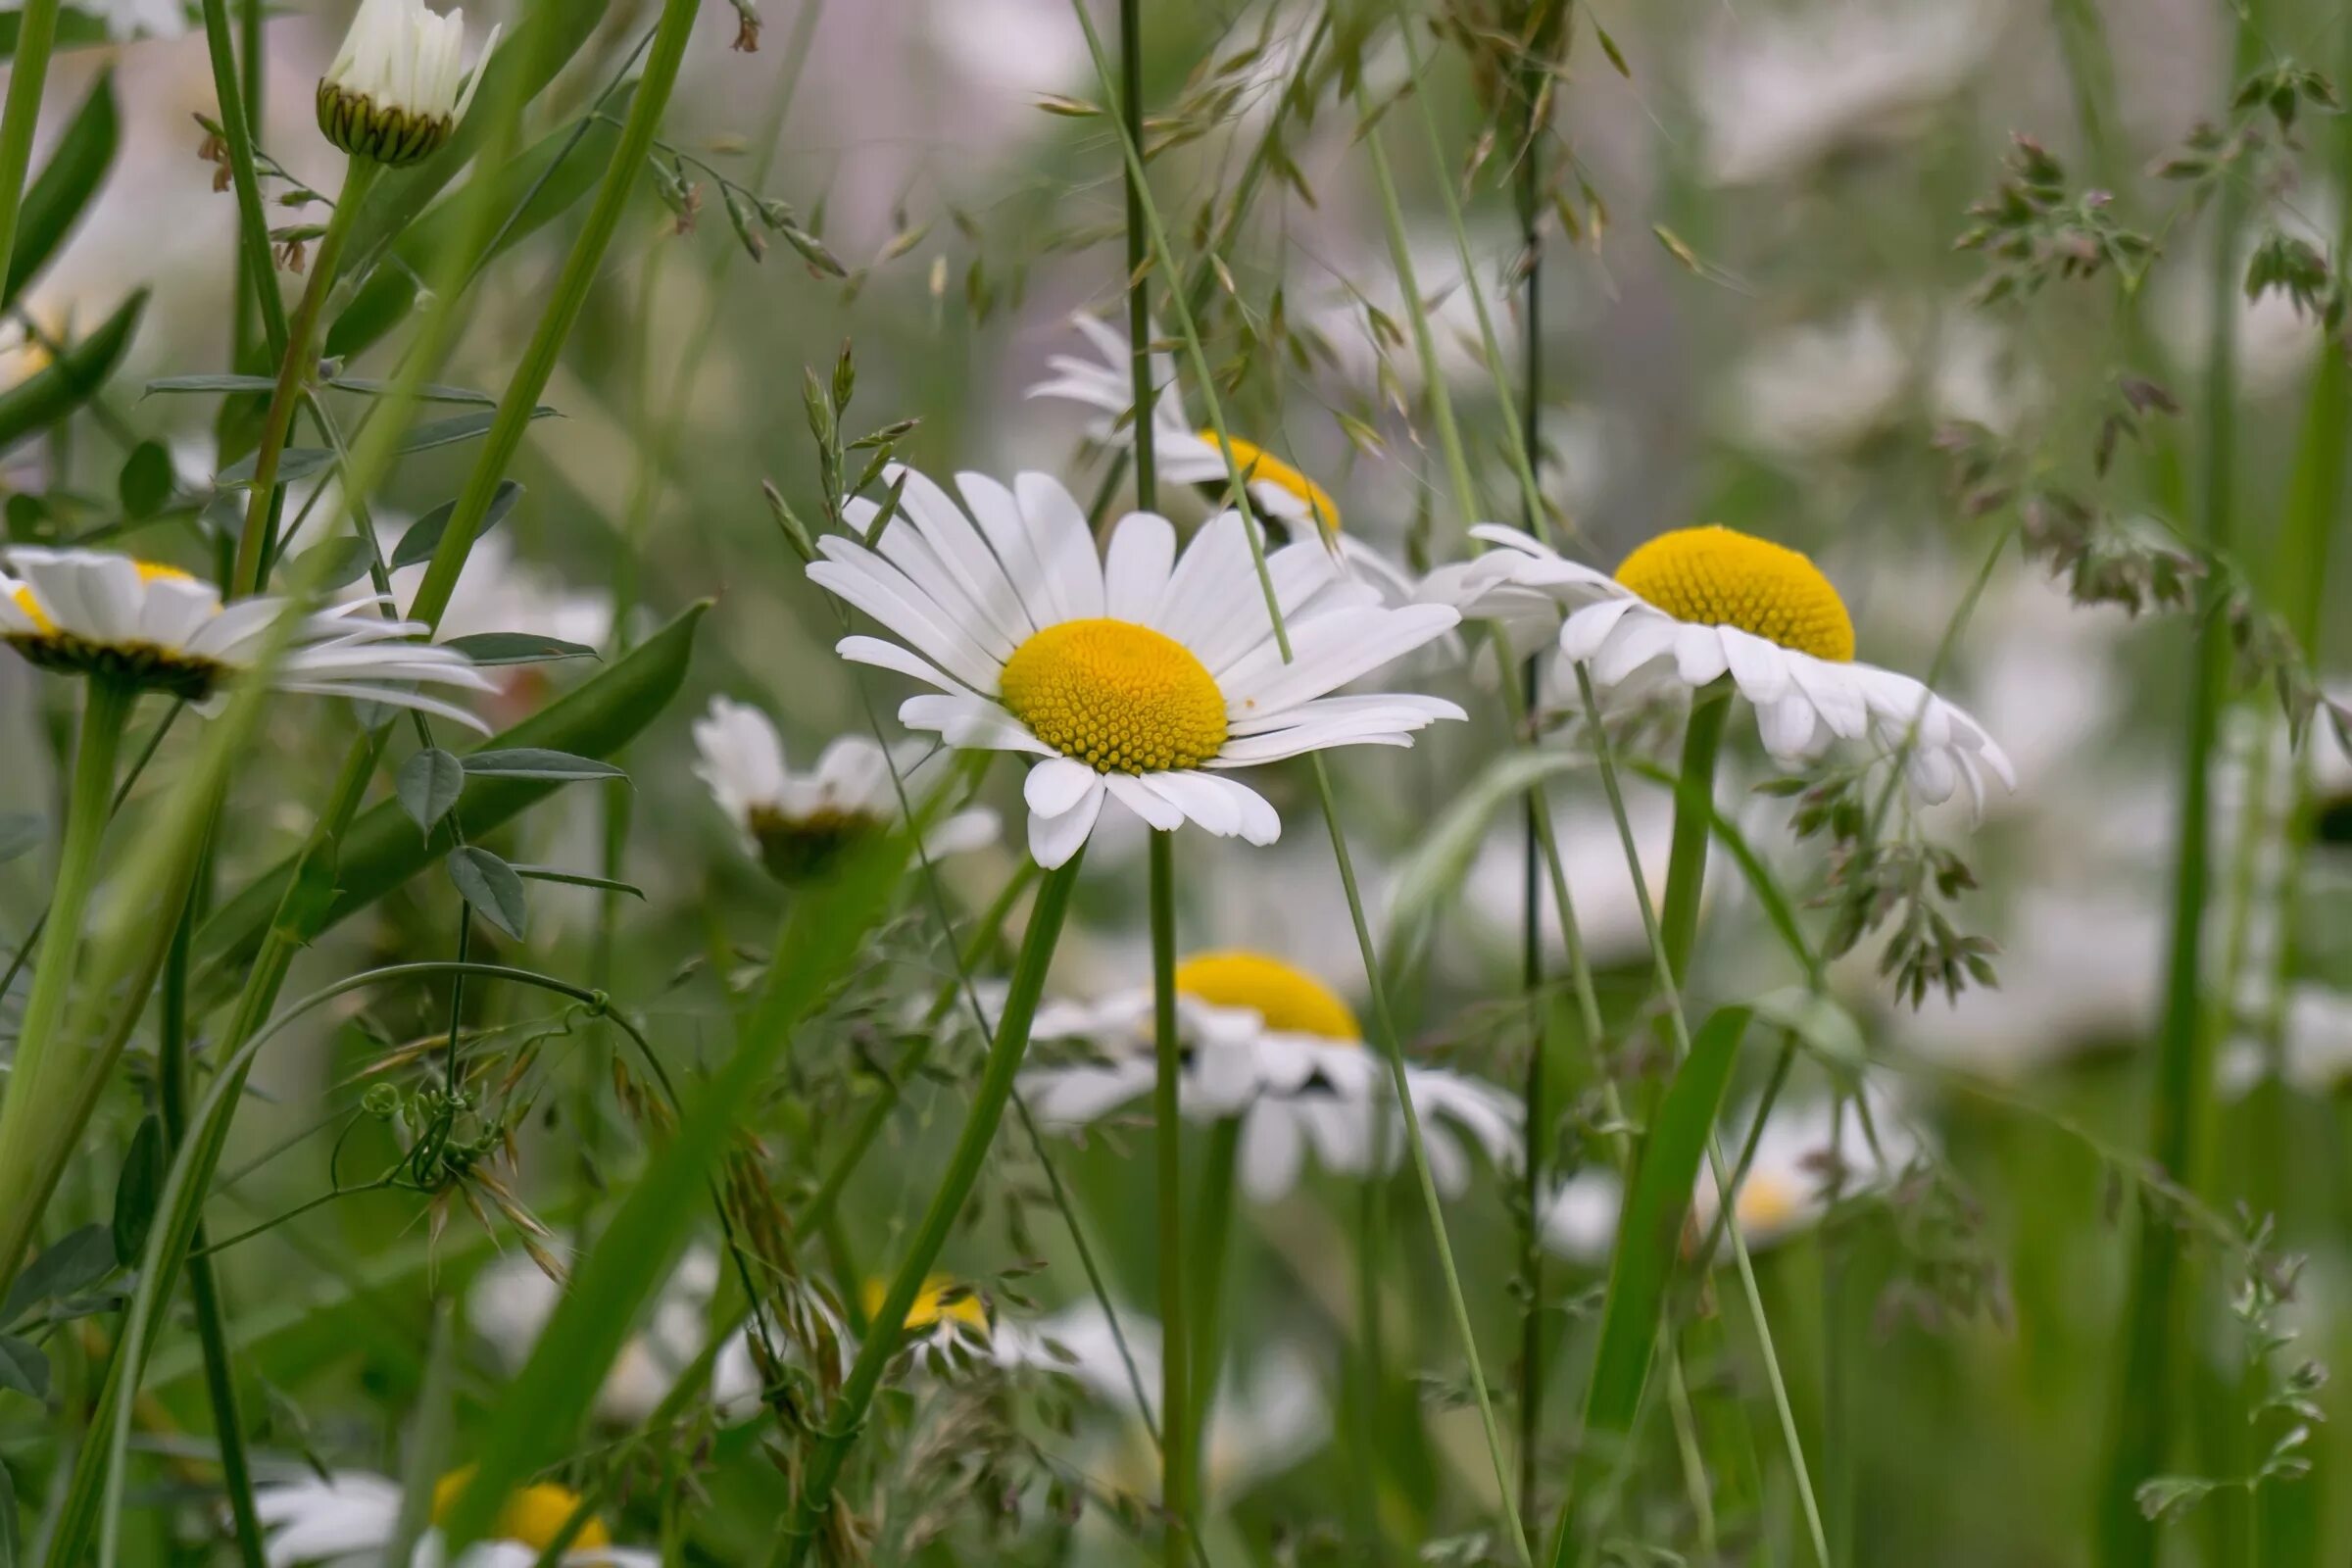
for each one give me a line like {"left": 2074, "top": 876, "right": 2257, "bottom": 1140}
{"left": 251, "top": 1467, "right": 655, "bottom": 1566}
{"left": 691, "top": 698, "right": 999, "bottom": 882}
{"left": 318, "top": 0, "right": 500, "bottom": 167}
{"left": 71, "top": 0, "right": 191, "bottom": 40}
{"left": 1026, "top": 315, "right": 1420, "bottom": 604}
{"left": 396, "top": 532, "right": 613, "bottom": 652}
{"left": 469, "top": 1249, "right": 760, "bottom": 1427}
{"left": 808, "top": 464, "right": 1462, "bottom": 866}
{"left": 994, "top": 1299, "right": 1330, "bottom": 1496}
{"left": 2222, "top": 988, "right": 2352, "bottom": 1098}
{"left": 1694, "top": 0, "right": 1998, "bottom": 186}
{"left": 1726, "top": 305, "right": 2044, "bottom": 457}
{"left": 1543, "top": 1084, "right": 1923, "bottom": 1260}
{"left": 2156, "top": 194, "right": 2336, "bottom": 400}
{"left": 1020, "top": 951, "right": 1520, "bottom": 1199}
{"left": 1460, "top": 789, "right": 1679, "bottom": 969}
{"left": 1421, "top": 524, "right": 2014, "bottom": 808}
{"left": 0, "top": 547, "right": 495, "bottom": 726}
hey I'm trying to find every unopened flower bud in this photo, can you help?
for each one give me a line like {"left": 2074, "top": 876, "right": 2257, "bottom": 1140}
{"left": 317, "top": 0, "right": 500, "bottom": 167}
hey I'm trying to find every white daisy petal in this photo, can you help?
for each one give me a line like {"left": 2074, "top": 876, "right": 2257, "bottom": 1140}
{"left": 1029, "top": 776, "right": 1105, "bottom": 867}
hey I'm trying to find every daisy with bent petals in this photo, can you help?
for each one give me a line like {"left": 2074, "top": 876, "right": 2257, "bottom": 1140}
{"left": 1021, "top": 951, "right": 1521, "bottom": 1198}
{"left": 1422, "top": 523, "right": 2015, "bottom": 808}
{"left": 691, "top": 697, "right": 999, "bottom": 881}
{"left": 1027, "top": 314, "right": 1421, "bottom": 603}
{"left": 252, "top": 1466, "right": 654, "bottom": 1566}
{"left": 0, "top": 547, "right": 495, "bottom": 728}
{"left": 807, "top": 465, "right": 1463, "bottom": 866}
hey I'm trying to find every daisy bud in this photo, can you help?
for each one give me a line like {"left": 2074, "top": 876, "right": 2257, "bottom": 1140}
{"left": 316, "top": 0, "right": 500, "bottom": 168}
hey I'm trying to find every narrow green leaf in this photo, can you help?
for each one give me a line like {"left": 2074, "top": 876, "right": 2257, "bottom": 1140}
{"left": 218, "top": 414, "right": 548, "bottom": 489}
{"left": 108, "top": 1116, "right": 163, "bottom": 1265}
{"left": 441, "top": 631, "right": 597, "bottom": 666}
{"left": 396, "top": 749, "right": 465, "bottom": 835}
{"left": 286, "top": 537, "right": 377, "bottom": 593}
{"left": 324, "top": 377, "right": 499, "bottom": 407}
{"left": 0, "top": 289, "right": 145, "bottom": 458}
{"left": 5, "top": 68, "right": 116, "bottom": 307}
{"left": 0, "top": 1339, "right": 44, "bottom": 1401}
{"left": 215, "top": 445, "right": 334, "bottom": 489}
{"left": 1, "top": 1451, "right": 20, "bottom": 1567}
{"left": 398, "top": 407, "right": 559, "bottom": 455}
{"left": 446, "top": 846, "right": 528, "bottom": 939}
{"left": 195, "top": 604, "right": 708, "bottom": 983}
{"left": 509, "top": 864, "right": 643, "bottom": 899}
{"left": 460, "top": 748, "right": 625, "bottom": 782}
{"left": 142, "top": 373, "right": 278, "bottom": 396}
{"left": 1554, "top": 1005, "right": 1753, "bottom": 1558}
{"left": 116, "top": 440, "right": 172, "bottom": 518}
{"left": 389, "top": 480, "right": 522, "bottom": 570}
{"left": 0, "top": 1224, "right": 113, "bottom": 1323}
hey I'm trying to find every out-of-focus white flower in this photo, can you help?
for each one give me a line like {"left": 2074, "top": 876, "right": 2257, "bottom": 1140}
{"left": 1020, "top": 951, "right": 1520, "bottom": 1199}
{"left": 2222, "top": 987, "right": 2352, "bottom": 1098}
{"left": 1459, "top": 788, "right": 1679, "bottom": 970}
{"left": 2157, "top": 195, "right": 2337, "bottom": 399}
{"left": 1725, "top": 304, "right": 2043, "bottom": 457}
{"left": 395, "top": 532, "right": 612, "bottom": 652}
{"left": 691, "top": 697, "right": 999, "bottom": 882}
{"left": 251, "top": 1467, "right": 655, "bottom": 1566}
{"left": 1543, "top": 1083, "right": 1923, "bottom": 1260}
{"left": 318, "top": 0, "right": 500, "bottom": 166}
{"left": 469, "top": 1249, "right": 760, "bottom": 1426}
{"left": 1695, "top": 0, "right": 1999, "bottom": 186}
{"left": 0, "top": 546, "right": 495, "bottom": 725}
{"left": 68, "top": 0, "right": 191, "bottom": 40}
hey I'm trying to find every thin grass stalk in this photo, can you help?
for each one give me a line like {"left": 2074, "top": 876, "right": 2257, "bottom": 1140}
{"left": 1187, "top": 1116, "right": 1243, "bottom": 1453}
{"left": 0, "top": 0, "right": 62, "bottom": 301}
{"left": 1150, "top": 831, "right": 1195, "bottom": 1552}
{"left": 2097, "top": 7, "right": 2259, "bottom": 1557}
{"left": 201, "top": 0, "right": 289, "bottom": 360}
{"left": 229, "top": 156, "right": 382, "bottom": 594}
{"left": 773, "top": 854, "right": 1085, "bottom": 1565}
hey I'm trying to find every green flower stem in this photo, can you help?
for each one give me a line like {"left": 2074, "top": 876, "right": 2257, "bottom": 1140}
{"left": 1149, "top": 829, "right": 1195, "bottom": 1554}
{"left": 1120, "top": 0, "right": 1157, "bottom": 513}
{"left": 229, "top": 156, "right": 381, "bottom": 596}
{"left": 0, "top": 677, "right": 133, "bottom": 1282}
{"left": 1187, "top": 1116, "right": 1243, "bottom": 1454}
{"left": 0, "top": 0, "right": 62, "bottom": 304}
{"left": 1659, "top": 687, "right": 1732, "bottom": 986}
{"left": 775, "top": 853, "right": 1085, "bottom": 1566}
{"left": 200, "top": 0, "right": 290, "bottom": 362}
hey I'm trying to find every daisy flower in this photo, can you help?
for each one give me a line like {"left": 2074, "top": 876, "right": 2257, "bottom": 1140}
{"left": 1020, "top": 951, "right": 1520, "bottom": 1199}
{"left": 1421, "top": 523, "right": 2015, "bottom": 808}
{"left": 1542, "top": 1085, "right": 1923, "bottom": 1261}
{"left": 806, "top": 465, "right": 1462, "bottom": 866}
{"left": 0, "top": 547, "right": 495, "bottom": 728}
{"left": 251, "top": 1466, "right": 653, "bottom": 1566}
{"left": 862, "top": 1273, "right": 994, "bottom": 1373}
{"left": 1025, "top": 315, "right": 1421, "bottom": 604}
{"left": 318, "top": 0, "right": 501, "bottom": 167}
{"left": 691, "top": 697, "right": 999, "bottom": 882}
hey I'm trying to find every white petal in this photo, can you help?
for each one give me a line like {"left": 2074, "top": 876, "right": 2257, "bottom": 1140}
{"left": 1016, "top": 470, "right": 1106, "bottom": 622}
{"left": 1102, "top": 511, "right": 1177, "bottom": 622}
{"left": 1559, "top": 597, "right": 1641, "bottom": 663}
{"left": 1719, "top": 627, "right": 1794, "bottom": 706}
{"left": 1024, "top": 756, "right": 1099, "bottom": 818}
{"left": 1028, "top": 776, "right": 1105, "bottom": 867}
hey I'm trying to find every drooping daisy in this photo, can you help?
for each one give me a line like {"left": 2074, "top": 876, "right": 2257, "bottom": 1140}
{"left": 807, "top": 465, "right": 1462, "bottom": 867}
{"left": 691, "top": 697, "right": 999, "bottom": 881}
{"left": 1025, "top": 315, "right": 1422, "bottom": 604}
{"left": 1542, "top": 1084, "right": 1923, "bottom": 1261}
{"left": 1020, "top": 951, "right": 1520, "bottom": 1199}
{"left": 1421, "top": 523, "right": 2015, "bottom": 808}
{"left": 251, "top": 1466, "right": 655, "bottom": 1566}
{"left": 0, "top": 547, "right": 496, "bottom": 728}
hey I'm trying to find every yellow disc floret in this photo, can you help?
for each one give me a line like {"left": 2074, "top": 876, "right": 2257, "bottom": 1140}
{"left": 431, "top": 1468, "right": 612, "bottom": 1550}
{"left": 10, "top": 559, "right": 200, "bottom": 637}
{"left": 1613, "top": 526, "right": 1854, "bottom": 662}
{"left": 999, "top": 618, "right": 1228, "bottom": 774}
{"left": 1175, "top": 951, "right": 1360, "bottom": 1042}
{"left": 865, "top": 1275, "right": 991, "bottom": 1334}
{"left": 1200, "top": 432, "right": 1341, "bottom": 534}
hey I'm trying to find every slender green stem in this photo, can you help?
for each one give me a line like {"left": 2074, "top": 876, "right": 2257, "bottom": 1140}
{"left": 230, "top": 157, "right": 381, "bottom": 595}
{"left": 2099, "top": 9, "right": 2259, "bottom": 1559}
{"left": 1659, "top": 688, "right": 1731, "bottom": 986}
{"left": 1188, "top": 1116, "right": 1243, "bottom": 1467}
{"left": 774, "top": 854, "right": 1085, "bottom": 1566}
{"left": 159, "top": 868, "right": 267, "bottom": 1568}
{"left": 1309, "top": 755, "right": 1535, "bottom": 1567}
{"left": 0, "top": 0, "right": 62, "bottom": 300}
{"left": 1148, "top": 830, "right": 1194, "bottom": 1554}
{"left": 203, "top": 0, "right": 288, "bottom": 366}
{"left": 1120, "top": 0, "right": 1158, "bottom": 513}
{"left": 0, "top": 677, "right": 133, "bottom": 1286}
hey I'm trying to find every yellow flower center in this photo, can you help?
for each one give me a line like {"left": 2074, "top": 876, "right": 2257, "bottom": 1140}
{"left": 10, "top": 560, "right": 199, "bottom": 637}
{"left": 865, "top": 1275, "right": 990, "bottom": 1334}
{"left": 430, "top": 1468, "right": 612, "bottom": 1550}
{"left": 1200, "top": 432, "right": 1341, "bottom": 534}
{"left": 998, "top": 617, "right": 1228, "bottom": 774}
{"left": 1613, "top": 526, "right": 1854, "bottom": 662}
{"left": 1175, "top": 951, "right": 1359, "bottom": 1042}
